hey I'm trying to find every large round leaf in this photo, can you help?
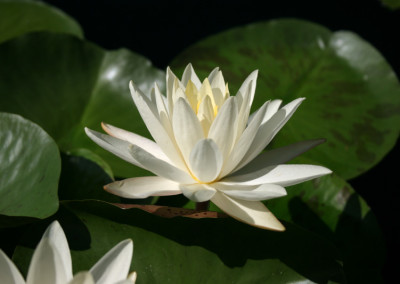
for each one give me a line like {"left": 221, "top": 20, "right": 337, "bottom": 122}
{"left": 0, "top": 0, "right": 83, "bottom": 44}
{"left": 170, "top": 19, "right": 400, "bottom": 180}
{"left": 267, "top": 173, "right": 385, "bottom": 283}
{"left": 12, "top": 200, "right": 345, "bottom": 283}
{"left": 0, "top": 113, "right": 60, "bottom": 227}
{"left": 0, "top": 32, "right": 164, "bottom": 177}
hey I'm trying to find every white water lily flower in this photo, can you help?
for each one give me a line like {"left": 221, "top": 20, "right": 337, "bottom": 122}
{"left": 85, "top": 64, "right": 332, "bottom": 231}
{"left": 0, "top": 221, "right": 135, "bottom": 284}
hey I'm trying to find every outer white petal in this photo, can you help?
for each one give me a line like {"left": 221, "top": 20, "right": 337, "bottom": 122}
{"left": 223, "top": 164, "right": 332, "bottom": 186}
{"left": 215, "top": 183, "right": 287, "bottom": 201}
{"left": 220, "top": 101, "right": 269, "bottom": 177}
{"left": 26, "top": 238, "right": 68, "bottom": 284}
{"left": 85, "top": 128, "right": 141, "bottom": 167}
{"left": 181, "top": 63, "right": 202, "bottom": 89}
{"left": 172, "top": 98, "right": 204, "bottom": 164}
{"left": 42, "top": 221, "right": 73, "bottom": 282}
{"left": 236, "top": 70, "right": 258, "bottom": 106}
{"left": 0, "top": 250, "right": 25, "bottom": 284}
{"left": 101, "top": 123, "right": 170, "bottom": 163}
{"left": 211, "top": 192, "right": 285, "bottom": 231}
{"left": 130, "top": 81, "right": 186, "bottom": 170}
{"left": 129, "top": 145, "right": 194, "bottom": 184}
{"left": 232, "top": 139, "right": 325, "bottom": 177}
{"left": 235, "top": 81, "right": 254, "bottom": 139}
{"left": 234, "top": 98, "right": 305, "bottom": 171}
{"left": 208, "top": 97, "right": 238, "bottom": 160}
{"left": 90, "top": 239, "right": 133, "bottom": 284}
{"left": 180, "top": 184, "right": 217, "bottom": 202}
{"left": 104, "top": 176, "right": 181, "bottom": 199}
{"left": 68, "top": 272, "right": 94, "bottom": 284}
{"left": 262, "top": 99, "right": 283, "bottom": 123}
{"left": 189, "top": 139, "right": 223, "bottom": 183}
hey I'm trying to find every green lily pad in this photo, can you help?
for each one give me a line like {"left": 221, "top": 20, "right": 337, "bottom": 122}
{"left": 170, "top": 19, "right": 400, "bottom": 180}
{"left": 0, "top": 32, "right": 164, "bottom": 177}
{"left": 267, "top": 173, "right": 385, "bottom": 283}
{"left": 380, "top": 0, "right": 400, "bottom": 10}
{"left": 58, "top": 152, "right": 119, "bottom": 203}
{"left": 0, "top": 0, "right": 83, "bottom": 44}
{"left": 0, "top": 113, "right": 60, "bottom": 227}
{"left": 13, "top": 200, "right": 345, "bottom": 283}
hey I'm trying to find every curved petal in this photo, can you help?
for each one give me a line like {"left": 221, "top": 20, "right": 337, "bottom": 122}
{"left": 43, "top": 221, "right": 72, "bottom": 282}
{"left": 129, "top": 144, "right": 194, "bottom": 184}
{"left": 223, "top": 164, "right": 332, "bottom": 186}
{"left": 181, "top": 63, "right": 202, "bottom": 89}
{"left": 104, "top": 176, "right": 181, "bottom": 199}
{"left": 0, "top": 250, "right": 25, "bottom": 284}
{"left": 189, "top": 139, "right": 223, "bottom": 183}
{"left": 234, "top": 98, "right": 305, "bottom": 171}
{"left": 211, "top": 192, "right": 285, "bottom": 231}
{"left": 68, "top": 272, "right": 94, "bottom": 284}
{"left": 26, "top": 238, "right": 69, "bottom": 284}
{"left": 208, "top": 97, "right": 238, "bottom": 160}
{"left": 130, "top": 81, "right": 186, "bottom": 170}
{"left": 85, "top": 128, "right": 140, "bottom": 167}
{"left": 172, "top": 98, "right": 204, "bottom": 164}
{"left": 215, "top": 183, "right": 287, "bottom": 201}
{"left": 101, "top": 123, "right": 170, "bottom": 163}
{"left": 231, "top": 139, "right": 325, "bottom": 176}
{"left": 220, "top": 101, "right": 269, "bottom": 177}
{"left": 236, "top": 70, "right": 258, "bottom": 107}
{"left": 180, "top": 184, "right": 217, "bottom": 202}
{"left": 90, "top": 239, "right": 133, "bottom": 284}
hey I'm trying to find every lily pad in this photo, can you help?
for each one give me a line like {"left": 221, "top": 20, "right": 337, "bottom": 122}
{"left": 0, "top": 0, "right": 83, "bottom": 44}
{"left": 170, "top": 19, "right": 400, "bottom": 180}
{"left": 0, "top": 32, "right": 164, "bottom": 177}
{"left": 13, "top": 200, "right": 345, "bottom": 283}
{"left": 267, "top": 173, "right": 385, "bottom": 283}
{"left": 0, "top": 113, "right": 60, "bottom": 227}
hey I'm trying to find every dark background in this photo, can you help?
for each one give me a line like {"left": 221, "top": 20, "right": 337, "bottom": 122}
{"left": 43, "top": 0, "right": 399, "bottom": 282}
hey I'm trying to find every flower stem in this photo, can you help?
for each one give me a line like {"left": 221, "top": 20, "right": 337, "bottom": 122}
{"left": 195, "top": 201, "right": 210, "bottom": 211}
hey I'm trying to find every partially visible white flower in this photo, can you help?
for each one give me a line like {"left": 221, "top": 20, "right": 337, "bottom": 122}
{"left": 0, "top": 221, "right": 135, "bottom": 284}
{"left": 85, "top": 64, "right": 332, "bottom": 231}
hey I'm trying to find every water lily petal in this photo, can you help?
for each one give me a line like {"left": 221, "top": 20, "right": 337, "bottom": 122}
{"left": 101, "top": 123, "right": 170, "bottom": 163}
{"left": 68, "top": 272, "right": 94, "bottom": 284}
{"left": 42, "top": 221, "right": 73, "bottom": 282}
{"left": 181, "top": 63, "right": 202, "bottom": 89}
{"left": 0, "top": 250, "right": 25, "bottom": 284}
{"left": 180, "top": 184, "right": 217, "bottom": 202}
{"left": 263, "top": 99, "right": 283, "bottom": 123}
{"left": 130, "top": 81, "right": 186, "bottom": 170}
{"left": 189, "top": 139, "right": 223, "bottom": 183}
{"left": 104, "top": 176, "right": 181, "bottom": 199}
{"left": 223, "top": 164, "right": 332, "bottom": 186}
{"left": 236, "top": 70, "right": 258, "bottom": 106}
{"left": 235, "top": 98, "right": 305, "bottom": 171}
{"left": 211, "top": 192, "right": 285, "bottom": 231}
{"left": 232, "top": 139, "right": 325, "bottom": 176}
{"left": 173, "top": 97, "right": 204, "bottom": 164}
{"left": 90, "top": 239, "right": 133, "bottom": 284}
{"left": 208, "top": 97, "right": 238, "bottom": 160}
{"left": 129, "top": 144, "right": 194, "bottom": 183}
{"left": 235, "top": 81, "right": 255, "bottom": 139}
{"left": 221, "top": 100, "right": 269, "bottom": 177}
{"left": 215, "top": 183, "right": 287, "bottom": 201}
{"left": 27, "top": 238, "right": 69, "bottom": 284}
{"left": 85, "top": 128, "right": 140, "bottom": 167}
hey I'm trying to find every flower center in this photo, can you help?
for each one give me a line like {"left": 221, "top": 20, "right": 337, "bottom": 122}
{"left": 184, "top": 78, "right": 229, "bottom": 136}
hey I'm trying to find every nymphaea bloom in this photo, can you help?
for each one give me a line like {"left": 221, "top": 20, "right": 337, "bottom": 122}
{"left": 85, "top": 64, "right": 332, "bottom": 231}
{"left": 0, "top": 221, "right": 136, "bottom": 284}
